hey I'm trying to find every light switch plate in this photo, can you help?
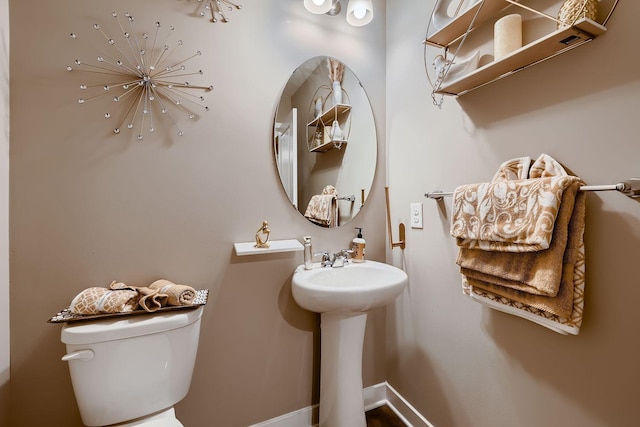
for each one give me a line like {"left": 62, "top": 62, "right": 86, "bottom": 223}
{"left": 410, "top": 203, "right": 423, "bottom": 229}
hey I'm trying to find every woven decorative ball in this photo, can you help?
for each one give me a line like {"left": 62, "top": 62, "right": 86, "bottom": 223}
{"left": 557, "top": 0, "right": 598, "bottom": 28}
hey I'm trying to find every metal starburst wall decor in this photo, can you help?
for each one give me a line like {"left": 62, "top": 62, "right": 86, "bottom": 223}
{"left": 67, "top": 12, "right": 213, "bottom": 140}
{"left": 196, "top": 0, "right": 243, "bottom": 23}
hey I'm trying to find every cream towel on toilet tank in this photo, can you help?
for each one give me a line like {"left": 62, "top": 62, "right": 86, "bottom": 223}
{"left": 149, "top": 279, "right": 197, "bottom": 306}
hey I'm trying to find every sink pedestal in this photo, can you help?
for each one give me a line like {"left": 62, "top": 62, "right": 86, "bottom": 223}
{"left": 291, "top": 261, "right": 408, "bottom": 427}
{"left": 319, "top": 311, "right": 367, "bottom": 427}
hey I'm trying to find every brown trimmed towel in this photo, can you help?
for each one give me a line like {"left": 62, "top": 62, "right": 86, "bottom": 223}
{"left": 462, "top": 242, "right": 585, "bottom": 335}
{"left": 149, "top": 279, "right": 197, "bottom": 306}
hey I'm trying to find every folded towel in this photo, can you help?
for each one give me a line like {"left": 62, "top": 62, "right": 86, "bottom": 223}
{"left": 149, "top": 279, "right": 196, "bottom": 306}
{"left": 69, "top": 282, "right": 139, "bottom": 315}
{"left": 454, "top": 154, "right": 587, "bottom": 334}
{"left": 304, "top": 185, "right": 338, "bottom": 227}
{"left": 451, "top": 175, "right": 581, "bottom": 252}
{"left": 109, "top": 282, "right": 168, "bottom": 312}
{"left": 457, "top": 178, "right": 582, "bottom": 297}
{"left": 464, "top": 185, "right": 586, "bottom": 316}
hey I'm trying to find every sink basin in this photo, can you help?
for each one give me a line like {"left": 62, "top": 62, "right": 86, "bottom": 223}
{"left": 292, "top": 260, "right": 408, "bottom": 313}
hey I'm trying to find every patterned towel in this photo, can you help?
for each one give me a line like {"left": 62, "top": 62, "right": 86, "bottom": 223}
{"left": 69, "top": 282, "right": 139, "bottom": 315}
{"left": 304, "top": 185, "right": 338, "bottom": 227}
{"left": 451, "top": 174, "right": 581, "bottom": 253}
{"left": 149, "top": 279, "right": 196, "bottom": 306}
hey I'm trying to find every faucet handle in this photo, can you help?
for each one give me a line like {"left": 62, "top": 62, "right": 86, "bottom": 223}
{"left": 339, "top": 248, "right": 354, "bottom": 258}
{"left": 314, "top": 250, "right": 333, "bottom": 267}
{"left": 314, "top": 250, "right": 330, "bottom": 262}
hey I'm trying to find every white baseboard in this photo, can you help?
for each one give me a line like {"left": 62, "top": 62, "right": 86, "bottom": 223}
{"left": 249, "top": 382, "right": 433, "bottom": 427}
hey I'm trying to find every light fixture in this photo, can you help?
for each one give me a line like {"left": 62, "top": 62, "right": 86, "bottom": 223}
{"left": 304, "top": 0, "right": 372, "bottom": 26}
{"left": 304, "top": 0, "right": 334, "bottom": 14}
{"left": 346, "top": 0, "right": 373, "bottom": 26}
{"left": 326, "top": 0, "right": 342, "bottom": 16}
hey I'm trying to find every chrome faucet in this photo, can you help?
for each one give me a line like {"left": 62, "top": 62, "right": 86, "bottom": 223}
{"left": 315, "top": 249, "right": 353, "bottom": 268}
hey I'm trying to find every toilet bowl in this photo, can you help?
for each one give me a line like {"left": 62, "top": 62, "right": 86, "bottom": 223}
{"left": 61, "top": 306, "right": 204, "bottom": 427}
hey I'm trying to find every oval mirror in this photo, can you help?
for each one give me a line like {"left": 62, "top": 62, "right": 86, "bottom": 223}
{"left": 273, "top": 56, "right": 377, "bottom": 228}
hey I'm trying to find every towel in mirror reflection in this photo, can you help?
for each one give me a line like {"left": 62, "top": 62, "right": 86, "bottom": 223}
{"left": 304, "top": 185, "right": 338, "bottom": 228}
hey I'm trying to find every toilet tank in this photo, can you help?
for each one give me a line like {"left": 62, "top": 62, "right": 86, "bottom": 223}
{"left": 61, "top": 306, "right": 204, "bottom": 427}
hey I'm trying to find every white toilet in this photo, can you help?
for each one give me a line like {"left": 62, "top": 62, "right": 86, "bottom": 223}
{"left": 61, "top": 306, "right": 204, "bottom": 427}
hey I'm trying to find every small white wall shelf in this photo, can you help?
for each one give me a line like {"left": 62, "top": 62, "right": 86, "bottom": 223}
{"left": 234, "top": 239, "right": 304, "bottom": 256}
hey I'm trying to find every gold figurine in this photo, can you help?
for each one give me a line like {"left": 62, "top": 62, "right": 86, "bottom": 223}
{"left": 254, "top": 220, "right": 271, "bottom": 248}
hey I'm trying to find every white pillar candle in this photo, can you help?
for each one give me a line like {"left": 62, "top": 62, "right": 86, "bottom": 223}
{"left": 494, "top": 14, "right": 522, "bottom": 60}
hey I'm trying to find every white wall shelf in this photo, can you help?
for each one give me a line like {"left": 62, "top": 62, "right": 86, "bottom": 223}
{"left": 426, "top": 0, "right": 511, "bottom": 48}
{"left": 234, "top": 239, "right": 304, "bottom": 256}
{"left": 434, "top": 18, "right": 605, "bottom": 96}
{"left": 424, "top": 0, "right": 611, "bottom": 96}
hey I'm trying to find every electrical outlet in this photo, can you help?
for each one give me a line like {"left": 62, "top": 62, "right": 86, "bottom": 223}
{"left": 410, "top": 203, "right": 423, "bottom": 229}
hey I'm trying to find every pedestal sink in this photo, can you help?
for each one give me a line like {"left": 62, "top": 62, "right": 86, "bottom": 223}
{"left": 291, "top": 260, "right": 408, "bottom": 427}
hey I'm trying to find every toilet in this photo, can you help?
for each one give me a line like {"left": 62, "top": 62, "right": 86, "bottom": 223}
{"left": 60, "top": 306, "right": 204, "bottom": 427}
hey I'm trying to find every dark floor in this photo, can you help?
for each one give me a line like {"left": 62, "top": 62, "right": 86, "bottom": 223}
{"left": 365, "top": 405, "right": 408, "bottom": 427}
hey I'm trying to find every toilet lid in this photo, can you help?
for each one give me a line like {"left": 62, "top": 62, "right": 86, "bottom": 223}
{"left": 61, "top": 306, "right": 203, "bottom": 345}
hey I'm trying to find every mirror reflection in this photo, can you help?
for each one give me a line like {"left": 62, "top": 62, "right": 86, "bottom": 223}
{"left": 273, "top": 56, "right": 377, "bottom": 227}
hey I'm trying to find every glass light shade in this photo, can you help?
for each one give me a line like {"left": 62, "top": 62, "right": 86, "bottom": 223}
{"left": 304, "top": 0, "right": 333, "bottom": 14}
{"left": 346, "top": 0, "right": 373, "bottom": 26}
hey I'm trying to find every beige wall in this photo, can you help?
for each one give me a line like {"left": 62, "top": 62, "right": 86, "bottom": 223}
{"left": 1, "top": 0, "right": 9, "bottom": 424}
{"left": 10, "top": 1, "right": 640, "bottom": 426}
{"left": 386, "top": 1, "right": 640, "bottom": 426}
{"left": 8, "top": 1, "right": 386, "bottom": 426}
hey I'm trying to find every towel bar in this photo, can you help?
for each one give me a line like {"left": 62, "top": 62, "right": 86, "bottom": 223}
{"left": 337, "top": 194, "right": 356, "bottom": 202}
{"left": 425, "top": 179, "right": 640, "bottom": 200}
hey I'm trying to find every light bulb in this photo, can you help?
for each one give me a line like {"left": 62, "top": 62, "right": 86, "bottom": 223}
{"left": 353, "top": 7, "right": 366, "bottom": 19}
{"left": 346, "top": 0, "right": 373, "bottom": 26}
{"left": 304, "top": 0, "right": 332, "bottom": 14}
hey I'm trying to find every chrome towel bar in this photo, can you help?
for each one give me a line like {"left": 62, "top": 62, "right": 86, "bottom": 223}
{"left": 337, "top": 194, "right": 356, "bottom": 202}
{"left": 426, "top": 179, "right": 640, "bottom": 200}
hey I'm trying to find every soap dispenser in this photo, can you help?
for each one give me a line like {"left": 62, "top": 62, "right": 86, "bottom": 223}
{"left": 352, "top": 228, "right": 365, "bottom": 263}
